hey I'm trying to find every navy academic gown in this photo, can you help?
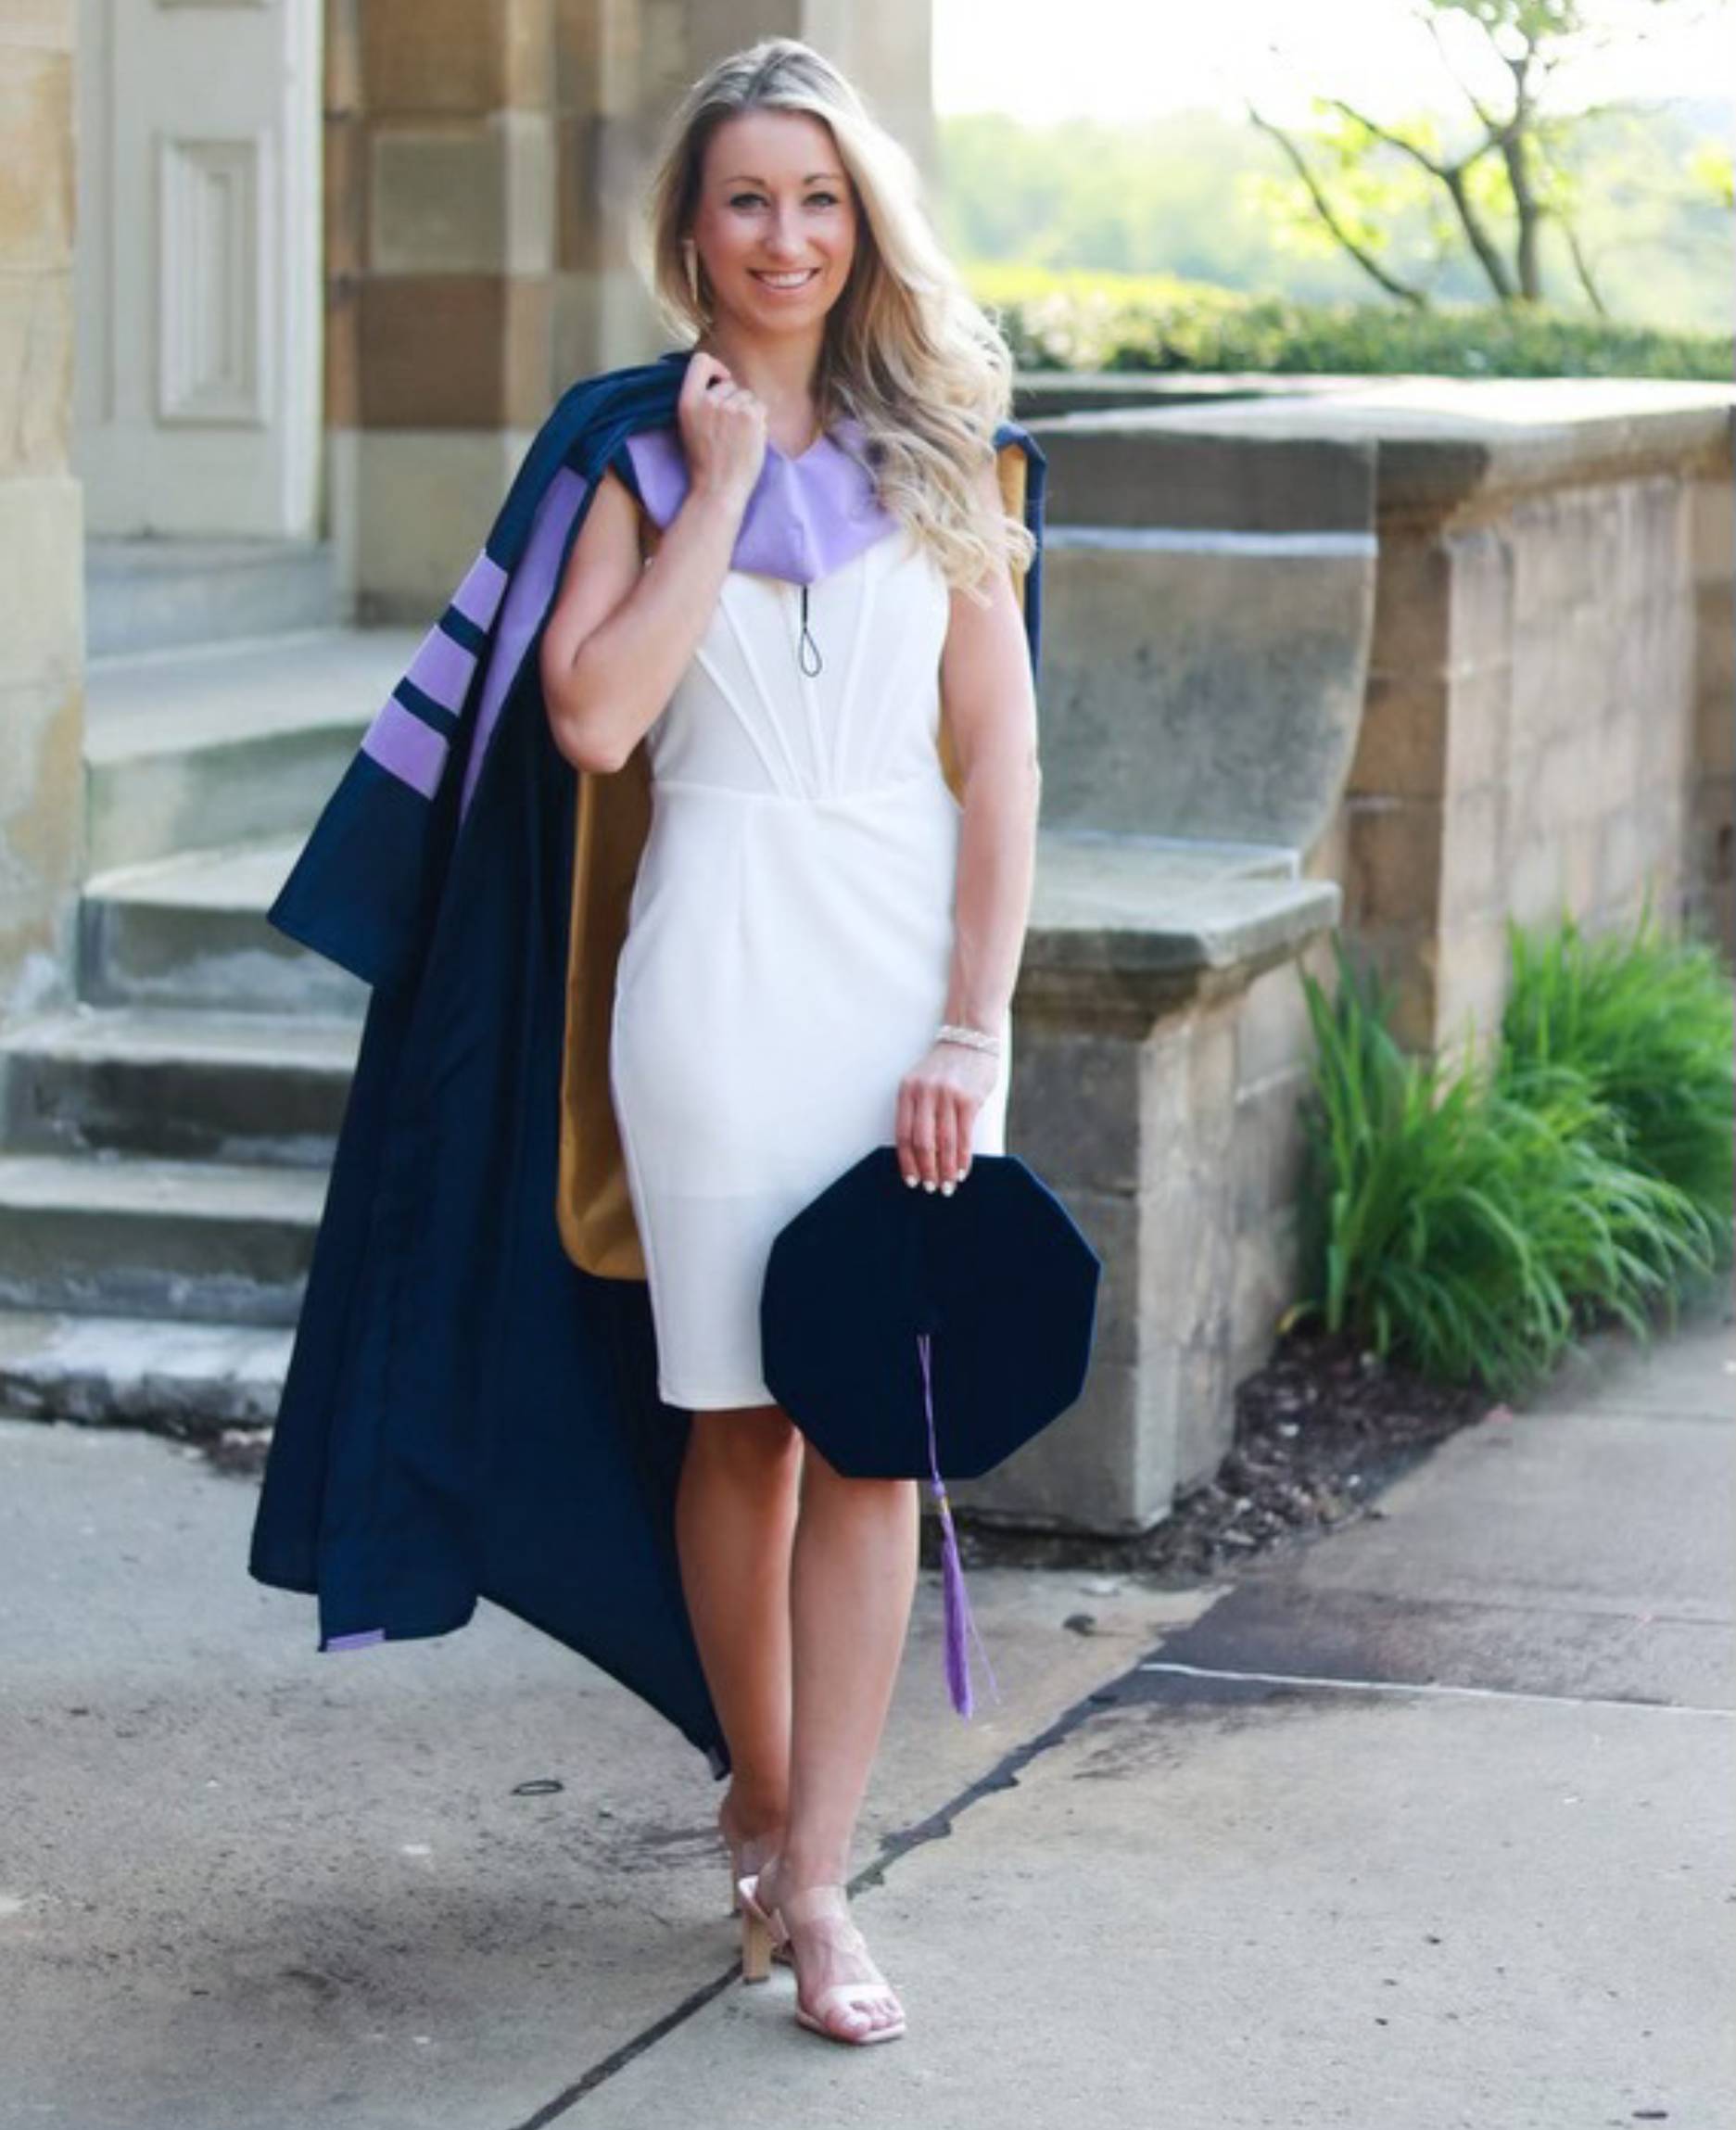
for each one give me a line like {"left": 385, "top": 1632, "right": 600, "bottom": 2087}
{"left": 247, "top": 347, "right": 1047, "bottom": 1780}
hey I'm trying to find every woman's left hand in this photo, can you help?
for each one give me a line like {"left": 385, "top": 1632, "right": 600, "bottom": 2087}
{"left": 896, "top": 1039, "right": 999, "bottom": 1192}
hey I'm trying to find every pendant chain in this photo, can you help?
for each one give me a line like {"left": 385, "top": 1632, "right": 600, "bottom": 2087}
{"left": 797, "top": 581, "right": 823, "bottom": 677}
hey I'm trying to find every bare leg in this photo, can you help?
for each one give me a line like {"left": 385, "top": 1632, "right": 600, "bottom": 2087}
{"left": 754, "top": 1443, "right": 919, "bottom": 2035}
{"left": 676, "top": 1402, "right": 802, "bottom": 1843}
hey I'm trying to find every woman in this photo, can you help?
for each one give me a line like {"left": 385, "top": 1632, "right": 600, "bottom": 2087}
{"left": 539, "top": 39, "right": 1041, "bottom": 2046}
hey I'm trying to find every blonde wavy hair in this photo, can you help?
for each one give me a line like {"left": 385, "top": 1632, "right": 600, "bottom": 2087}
{"left": 636, "top": 37, "right": 1036, "bottom": 598}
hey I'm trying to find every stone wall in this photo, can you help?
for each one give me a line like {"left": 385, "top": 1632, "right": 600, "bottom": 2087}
{"left": 1356, "top": 407, "right": 1730, "bottom": 1059}
{"left": 0, "top": 0, "right": 82, "bottom": 1016}
{"left": 1134, "top": 382, "right": 1734, "bottom": 1058}
{"left": 324, "top": 0, "right": 565, "bottom": 620}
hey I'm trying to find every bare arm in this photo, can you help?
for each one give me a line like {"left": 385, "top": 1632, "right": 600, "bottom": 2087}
{"left": 539, "top": 465, "right": 746, "bottom": 776}
{"left": 895, "top": 458, "right": 1043, "bottom": 1193}
{"left": 937, "top": 460, "right": 1043, "bottom": 1034}
{"left": 541, "top": 349, "right": 768, "bottom": 775}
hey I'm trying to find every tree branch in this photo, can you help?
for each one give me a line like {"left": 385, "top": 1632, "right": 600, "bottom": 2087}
{"left": 1420, "top": 8, "right": 1506, "bottom": 138}
{"left": 1500, "top": 45, "right": 1543, "bottom": 298}
{"left": 1317, "top": 92, "right": 1517, "bottom": 303}
{"left": 1439, "top": 161, "right": 1517, "bottom": 301}
{"left": 1558, "top": 212, "right": 1609, "bottom": 316}
{"left": 1319, "top": 96, "right": 1452, "bottom": 180}
{"left": 1246, "top": 104, "right": 1432, "bottom": 308}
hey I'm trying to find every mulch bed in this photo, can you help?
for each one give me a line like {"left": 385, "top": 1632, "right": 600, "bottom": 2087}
{"left": 932, "top": 1323, "right": 1494, "bottom": 1588}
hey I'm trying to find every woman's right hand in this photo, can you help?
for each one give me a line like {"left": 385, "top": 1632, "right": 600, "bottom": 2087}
{"left": 678, "top": 351, "right": 767, "bottom": 513}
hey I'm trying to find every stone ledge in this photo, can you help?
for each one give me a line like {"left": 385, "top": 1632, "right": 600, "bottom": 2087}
{"left": 1020, "top": 830, "right": 1342, "bottom": 1023}
{"left": 1029, "top": 418, "right": 1378, "bottom": 534}
{"left": 1040, "top": 378, "right": 1734, "bottom": 526}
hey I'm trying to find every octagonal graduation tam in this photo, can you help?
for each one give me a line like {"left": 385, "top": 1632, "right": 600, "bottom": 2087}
{"left": 760, "top": 1145, "right": 1102, "bottom": 1717}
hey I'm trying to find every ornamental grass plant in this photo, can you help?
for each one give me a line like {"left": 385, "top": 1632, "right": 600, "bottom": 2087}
{"left": 1497, "top": 895, "right": 1735, "bottom": 1274}
{"left": 1288, "top": 907, "right": 1733, "bottom": 1402}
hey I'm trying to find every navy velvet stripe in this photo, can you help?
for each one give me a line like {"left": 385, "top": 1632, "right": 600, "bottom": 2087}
{"left": 395, "top": 678, "right": 461, "bottom": 739}
{"left": 439, "top": 607, "right": 488, "bottom": 660}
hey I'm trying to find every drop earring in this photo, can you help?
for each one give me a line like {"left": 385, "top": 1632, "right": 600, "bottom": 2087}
{"left": 681, "top": 238, "right": 709, "bottom": 321}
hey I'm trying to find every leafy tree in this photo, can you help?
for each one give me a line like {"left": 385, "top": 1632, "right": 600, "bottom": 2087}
{"left": 935, "top": 103, "right": 1730, "bottom": 334}
{"left": 1246, "top": 0, "right": 1727, "bottom": 312}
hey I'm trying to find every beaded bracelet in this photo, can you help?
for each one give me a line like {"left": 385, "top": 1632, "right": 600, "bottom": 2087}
{"left": 936, "top": 1021, "right": 1003, "bottom": 1057}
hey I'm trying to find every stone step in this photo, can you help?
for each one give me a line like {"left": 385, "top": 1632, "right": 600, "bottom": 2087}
{"left": 0, "top": 1308, "right": 288, "bottom": 1433}
{"left": 84, "top": 628, "right": 413, "bottom": 871}
{"left": 79, "top": 840, "right": 369, "bottom": 1017}
{"left": 0, "top": 1152, "right": 325, "bottom": 1326}
{"left": 0, "top": 1006, "right": 359, "bottom": 1168}
{"left": 85, "top": 537, "right": 344, "bottom": 659}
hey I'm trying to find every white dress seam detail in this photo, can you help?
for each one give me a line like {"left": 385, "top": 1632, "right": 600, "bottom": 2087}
{"left": 689, "top": 637, "right": 790, "bottom": 795}
{"left": 716, "top": 587, "right": 810, "bottom": 795}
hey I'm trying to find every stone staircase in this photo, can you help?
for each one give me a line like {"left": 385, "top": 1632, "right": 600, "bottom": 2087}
{"left": 0, "top": 623, "right": 415, "bottom": 1432}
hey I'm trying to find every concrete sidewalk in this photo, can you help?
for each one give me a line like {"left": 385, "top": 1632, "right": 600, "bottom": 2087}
{"left": 3, "top": 1304, "right": 1731, "bottom": 2129}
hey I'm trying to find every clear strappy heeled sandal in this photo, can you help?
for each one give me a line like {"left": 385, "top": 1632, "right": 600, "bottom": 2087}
{"left": 737, "top": 1869, "right": 906, "bottom": 2044}
{"left": 717, "top": 1808, "right": 792, "bottom": 1964}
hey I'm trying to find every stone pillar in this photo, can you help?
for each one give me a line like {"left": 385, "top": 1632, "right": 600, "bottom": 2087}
{"left": 1340, "top": 389, "right": 1733, "bottom": 1062}
{"left": 333, "top": 0, "right": 561, "bottom": 620}
{"left": 0, "top": 2, "right": 82, "bottom": 1016}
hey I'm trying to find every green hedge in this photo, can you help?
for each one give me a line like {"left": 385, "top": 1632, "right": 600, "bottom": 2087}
{"left": 969, "top": 266, "right": 1733, "bottom": 381}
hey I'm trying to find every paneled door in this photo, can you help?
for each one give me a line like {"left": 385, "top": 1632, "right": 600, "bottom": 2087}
{"left": 74, "top": 0, "right": 322, "bottom": 538}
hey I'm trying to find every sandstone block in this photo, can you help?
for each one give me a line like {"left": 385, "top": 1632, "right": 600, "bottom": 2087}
{"left": 0, "top": 45, "right": 71, "bottom": 270}
{"left": 358, "top": 274, "right": 552, "bottom": 429}
{"left": 1353, "top": 670, "right": 1447, "bottom": 799}
{"left": 1345, "top": 795, "right": 1443, "bottom": 925}
{"left": 0, "top": 265, "right": 70, "bottom": 478}
{"left": 352, "top": 427, "right": 532, "bottom": 620}
{"left": 1447, "top": 525, "right": 1514, "bottom": 674}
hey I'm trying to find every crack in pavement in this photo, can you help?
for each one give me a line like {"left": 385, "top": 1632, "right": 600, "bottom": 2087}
{"left": 1132, "top": 1657, "right": 1736, "bottom": 1718}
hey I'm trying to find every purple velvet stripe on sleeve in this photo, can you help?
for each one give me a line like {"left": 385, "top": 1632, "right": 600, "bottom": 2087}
{"left": 360, "top": 696, "right": 450, "bottom": 800}
{"left": 405, "top": 623, "right": 479, "bottom": 715}
{"left": 450, "top": 549, "right": 509, "bottom": 631}
{"left": 322, "top": 1629, "right": 386, "bottom": 1652}
{"left": 458, "top": 464, "right": 589, "bottom": 823}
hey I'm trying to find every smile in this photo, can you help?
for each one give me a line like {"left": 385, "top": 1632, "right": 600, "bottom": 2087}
{"left": 752, "top": 269, "right": 820, "bottom": 290}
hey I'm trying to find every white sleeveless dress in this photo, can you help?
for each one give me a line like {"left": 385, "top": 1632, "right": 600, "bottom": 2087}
{"left": 608, "top": 519, "right": 1012, "bottom": 1412}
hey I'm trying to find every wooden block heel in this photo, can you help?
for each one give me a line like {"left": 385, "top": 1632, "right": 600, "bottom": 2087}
{"left": 738, "top": 1873, "right": 775, "bottom": 1982}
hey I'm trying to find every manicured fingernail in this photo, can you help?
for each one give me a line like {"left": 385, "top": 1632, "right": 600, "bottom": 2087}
{"left": 940, "top": 1181, "right": 956, "bottom": 1197}
{"left": 922, "top": 1179, "right": 937, "bottom": 1192}
{"left": 904, "top": 1172, "right": 919, "bottom": 1187}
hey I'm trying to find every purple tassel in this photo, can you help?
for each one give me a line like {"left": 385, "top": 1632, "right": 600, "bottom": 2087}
{"left": 917, "top": 1329, "right": 1001, "bottom": 1718}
